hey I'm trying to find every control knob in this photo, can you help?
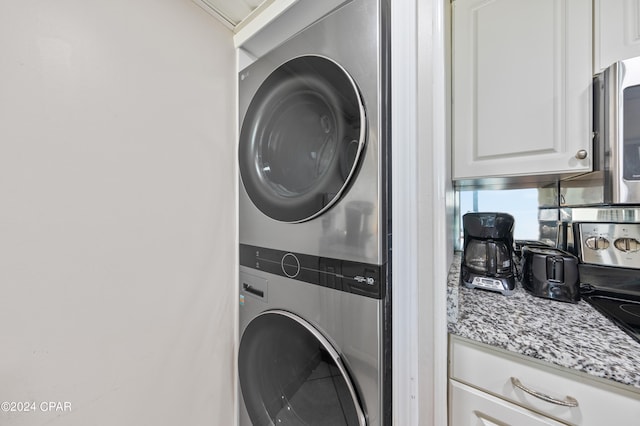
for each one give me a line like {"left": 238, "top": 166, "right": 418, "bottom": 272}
{"left": 613, "top": 238, "right": 640, "bottom": 253}
{"left": 281, "top": 253, "right": 301, "bottom": 278}
{"left": 584, "top": 236, "right": 610, "bottom": 250}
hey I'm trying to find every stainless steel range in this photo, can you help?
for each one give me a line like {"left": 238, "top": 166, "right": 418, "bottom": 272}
{"left": 579, "top": 265, "right": 640, "bottom": 344}
{"left": 560, "top": 208, "right": 640, "bottom": 343}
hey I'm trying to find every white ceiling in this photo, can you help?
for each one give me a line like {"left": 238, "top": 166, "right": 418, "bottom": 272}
{"left": 196, "top": 0, "right": 268, "bottom": 28}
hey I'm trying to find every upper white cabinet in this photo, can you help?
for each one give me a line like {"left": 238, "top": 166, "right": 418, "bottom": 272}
{"left": 452, "top": 0, "right": 592, "bottom": 182}
{"left": 594, "top": 0, "right": 640, "bottom": 72}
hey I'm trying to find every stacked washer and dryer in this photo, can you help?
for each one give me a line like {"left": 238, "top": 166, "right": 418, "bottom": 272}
{"left": 237, "top": 1, "right": 391, "bottom": 424}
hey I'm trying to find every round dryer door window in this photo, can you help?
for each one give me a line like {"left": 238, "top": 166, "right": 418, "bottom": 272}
{"left": 238, "top": 310, "right": 366, "bottom": 426}
{"left": 239, "top": 55, "right": 366, "bottom": 223}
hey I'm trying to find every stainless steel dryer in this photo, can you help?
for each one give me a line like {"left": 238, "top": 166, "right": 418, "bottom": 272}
{"left": 237, "top": 0, "right": 390, "bottom": 425}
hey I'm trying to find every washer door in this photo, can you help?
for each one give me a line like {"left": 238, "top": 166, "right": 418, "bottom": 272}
{"left": 238, "top": 310, "right": 366, "bottom": 426}
{"left": 239, "top": 55, "right": 366, "bottom": 223}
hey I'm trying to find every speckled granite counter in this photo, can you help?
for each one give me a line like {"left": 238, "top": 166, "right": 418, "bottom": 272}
{"left": 447, "top": 252, "right": 640, "bottom": 391}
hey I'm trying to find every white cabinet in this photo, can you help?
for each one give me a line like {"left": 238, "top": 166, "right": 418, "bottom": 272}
{"left": 449, "top": 336, "right": 640, "bottom": 426}
{"left": 594, "top": 0, "right": 640, "bottom": 72}
{"left": 452, "top": 0, "right": 592, "bottom": 181}
{"left": 450, "top": 380, "right": 565, "bottom": 426}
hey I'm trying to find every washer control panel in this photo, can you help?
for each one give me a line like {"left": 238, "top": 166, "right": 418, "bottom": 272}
{"left": 578, "top": 223, "right": 640, "bottom": 269}
{"left": 239, "top": 244, "right": 386, "bottom": 299}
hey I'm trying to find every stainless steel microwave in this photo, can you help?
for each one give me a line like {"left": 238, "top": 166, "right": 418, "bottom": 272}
{"left": 561, "top": 56, "right": 640, "bottom": 206}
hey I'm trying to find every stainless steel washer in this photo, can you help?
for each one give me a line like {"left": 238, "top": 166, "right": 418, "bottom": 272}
{"left": 238, "top": 265, "right": 383, "bottom": 425}
{"left": 237, "top": 0, "right": 390, "bottom": 424}
{"left": 238, "top": 0, "right": 390, "bottom": 265}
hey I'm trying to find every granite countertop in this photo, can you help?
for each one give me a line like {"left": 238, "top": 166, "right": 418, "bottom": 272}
{"left": 447, "top": 252, "right": 640, "bottom": 391}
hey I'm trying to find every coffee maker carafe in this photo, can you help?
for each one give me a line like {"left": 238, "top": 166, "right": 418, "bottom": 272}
{"left": 461, "top": 212, "right": 516, "bottom": 295}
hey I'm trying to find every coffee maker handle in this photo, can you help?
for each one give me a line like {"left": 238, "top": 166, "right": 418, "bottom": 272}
{"left": 487, "top": 241, "right": 497, "bottom": 275}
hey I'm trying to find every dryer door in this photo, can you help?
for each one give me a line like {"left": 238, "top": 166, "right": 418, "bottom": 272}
{"left": 238, "top": 310, "right": 366, "bottom": 426}
{"left": 239, "top": 55, "right": 366, "bottom": 223}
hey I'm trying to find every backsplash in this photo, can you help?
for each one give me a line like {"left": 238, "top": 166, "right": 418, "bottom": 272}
{"left": 455, "top": 183, "right": 640, "bottom": 257}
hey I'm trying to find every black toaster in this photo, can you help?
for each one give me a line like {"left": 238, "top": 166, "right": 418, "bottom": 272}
{"left": 520, "top": 246, "right": 580, "bottom": 303}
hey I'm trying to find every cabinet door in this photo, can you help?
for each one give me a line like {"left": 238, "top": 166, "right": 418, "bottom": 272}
{"left": 595, "top": 0, "right": 640, "bottom": 72}
{"left": 450, "top": 337, "right": 640, "bottom": 425}
{"left": 452, "top": 0, "right": 592, "bottom": 181}
{"left": 449, "top": 380, "right": 565, "bottom": 426}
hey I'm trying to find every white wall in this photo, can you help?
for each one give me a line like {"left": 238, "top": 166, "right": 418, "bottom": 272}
{"left": 0, "top": 1, "right": 236, "bottom": 425}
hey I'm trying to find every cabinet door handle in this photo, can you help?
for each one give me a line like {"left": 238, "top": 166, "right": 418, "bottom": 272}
{"left": 575, "top": 149, "right": 588, "bottom": 160}
{"left": 510, "top": 377, "right": 579, "bottom": 407}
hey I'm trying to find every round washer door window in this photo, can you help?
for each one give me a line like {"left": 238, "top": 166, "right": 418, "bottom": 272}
{"left": 238, "top": 310, "right": 366, "bottom": 426}
{"left": 239, "top": 55, "right": 366, "bottom": 223}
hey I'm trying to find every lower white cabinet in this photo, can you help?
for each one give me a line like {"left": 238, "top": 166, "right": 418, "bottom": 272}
{"left": 450, "top": 380, "right": 565, "bottom": 426}
{"left": 449, "top": 336, "right": 640, "bottom": 426}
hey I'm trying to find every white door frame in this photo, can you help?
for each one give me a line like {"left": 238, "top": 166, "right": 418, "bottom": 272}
{"left": 391, "top": 0, "right": 451, "bottom": 424}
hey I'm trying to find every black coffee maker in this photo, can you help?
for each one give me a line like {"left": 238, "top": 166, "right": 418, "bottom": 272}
{"left": 461, "top": 212, "right": 516, "bottom": 295}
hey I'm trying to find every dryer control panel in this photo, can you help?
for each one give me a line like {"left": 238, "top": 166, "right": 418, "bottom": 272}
{"left": 239, "top": 244, "right": 386, "bottom": 299}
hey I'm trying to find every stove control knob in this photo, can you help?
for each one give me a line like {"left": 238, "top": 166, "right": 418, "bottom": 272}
{"left": 585, "top": 236, "right": 610, "bottom": 250}
{"left": 614, "top": 238, "right": 640, "bottom": 253}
